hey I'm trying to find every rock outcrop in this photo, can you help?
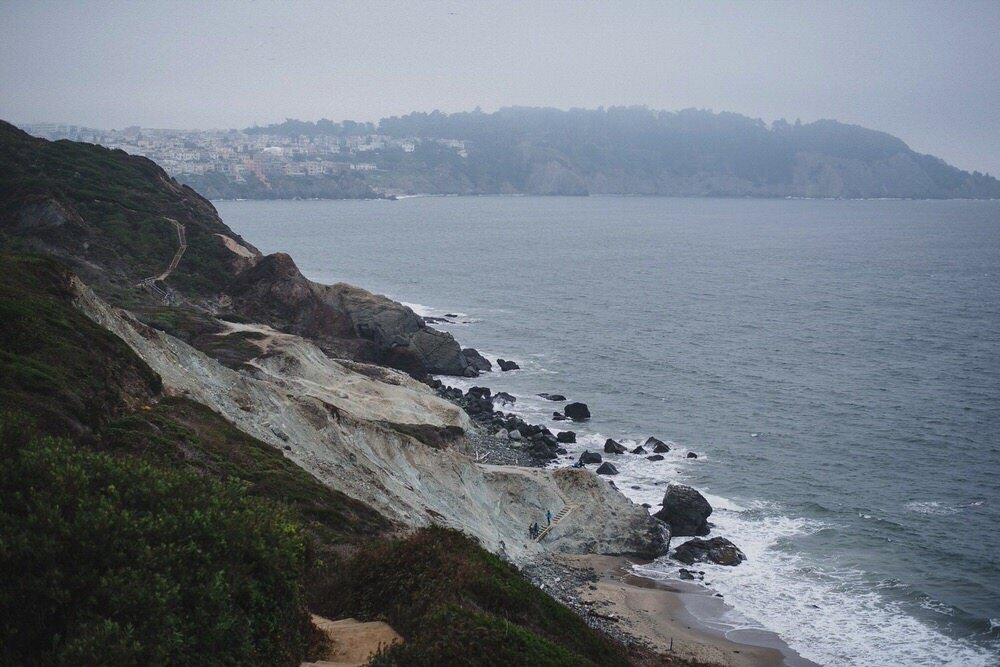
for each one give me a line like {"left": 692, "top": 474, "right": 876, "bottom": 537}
{"left": 227, "top": 253, "right": 473, "bottom": 377}
{"left": 653, "top": 484, "right": 713, "bottom": 537}
{"left": 672, "top": 537, "right": 746, "bottom": 566}
{"left": 564, "top": 402, "right": 591, "bottom": 421}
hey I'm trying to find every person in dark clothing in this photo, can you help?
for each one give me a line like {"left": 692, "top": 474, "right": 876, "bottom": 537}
{"left": 546, "top": 509, "right": 552, "bottom": 525}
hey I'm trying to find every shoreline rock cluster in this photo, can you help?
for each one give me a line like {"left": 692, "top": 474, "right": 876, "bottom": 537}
{"left": 427, "top": 369, "right": 748, "bottom": 571}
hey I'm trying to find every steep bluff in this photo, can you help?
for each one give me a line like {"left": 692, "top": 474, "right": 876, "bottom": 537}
{"left": 0, "top": 120, "right": 473, "bottom": 378}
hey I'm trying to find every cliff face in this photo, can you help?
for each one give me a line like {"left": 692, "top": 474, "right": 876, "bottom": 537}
{"left": 73, "top": 276, "right": 666, "bottom": 563}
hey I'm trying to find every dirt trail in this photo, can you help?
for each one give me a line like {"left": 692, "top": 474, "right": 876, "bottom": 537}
{"left": 301, "top": 615, "right": 402, "bottom": 667}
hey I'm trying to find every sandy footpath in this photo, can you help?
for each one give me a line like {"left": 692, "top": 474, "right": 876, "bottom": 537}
{"left": 556, "top": 554, "right": 818, "bottom": 667}
{"left": 301, "top": 615, "right": 402, "bottom": 667}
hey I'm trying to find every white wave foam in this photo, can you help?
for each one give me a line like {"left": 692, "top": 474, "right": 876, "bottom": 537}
{"left": 644, "top": 500, "right": 997, "bottom": 666}
{"left": 904, "top": 500, "right": 961, "bottom": 516}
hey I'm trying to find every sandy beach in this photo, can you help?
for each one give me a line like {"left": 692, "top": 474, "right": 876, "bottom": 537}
{"left": 555, "top": 554, "right": 818, "bottom": 667}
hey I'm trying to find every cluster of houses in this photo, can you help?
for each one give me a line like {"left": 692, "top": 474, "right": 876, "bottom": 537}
{"left": 21, "top": 123, "right": 466, "bottom": 184}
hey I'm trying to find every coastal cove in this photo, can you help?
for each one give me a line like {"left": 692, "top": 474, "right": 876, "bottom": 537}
{"left": 219, "top": 196, "right": 1000, "bottom": 666}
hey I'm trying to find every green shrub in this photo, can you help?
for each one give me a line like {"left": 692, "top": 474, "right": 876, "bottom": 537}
{"left": 0, "top": 414, "right": 312, "bottom": 666}
{"left": 311, "top": 526, "right": 630, "bottom": 666}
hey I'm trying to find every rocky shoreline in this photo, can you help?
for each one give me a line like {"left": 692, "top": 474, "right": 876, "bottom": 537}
{"left": 420, "top": 361, "right": 817, "bottom": 664}
{"left": 428, "top": 373, "right": 750, "bottom": 570}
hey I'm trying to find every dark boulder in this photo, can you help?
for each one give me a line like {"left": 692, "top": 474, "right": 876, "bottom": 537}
{"left": 556, "top": 431, "right": 576, "bottom": 443}
{"left": 646, "top": 454, "right": 665, "bottom": 462}
{"left": 467, "top": 386, "right": 492, "bottom": 399}
{"left": 653, "top": 484, "right": 713, "bottom": 537}
{"left": 494, "top": 391, "right": 516, "bottom": 405}
{"left": 604, "top": 438, "right": 627, "bottom": 454}
{"left": 687, "top": 452, "right": 699, "bottom": 459}
{"left": 596, "top": 462, "right": 619, "bottom": 475}
{"left": 496, "top": 358, "right": 520, "bottom": 371}
{"left": 538, "top": 393, "right": 567, "bottom": 401}
{"left": 529, "top": 442, "right": 558, "bottom": 461}
{"left": 552, "top": 412, "right": 568, "bottom": 421}
{"left": 631, "top": 445, "right": 647, "bottom": 455}
{"left": 578, "top": 451, "right": 603, "bottom": 465}
{"left": 672, "top": 537, "right": 746, "bottom": 566}
{"left": 564, "top": 402, "right": 591, "bottom": 421}
{"left": 644, "top": 436, "right": 669, "bottom": 451}
{"left": 463, "top": 348, "right": 493, "bottom": 372}
{"left": 556, "top": 447, "right": 568, "bottom": 455}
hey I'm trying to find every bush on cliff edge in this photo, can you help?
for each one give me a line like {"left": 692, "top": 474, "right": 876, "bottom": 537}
{"left": 0, "top": 414, "right": 312, "bottom": 666}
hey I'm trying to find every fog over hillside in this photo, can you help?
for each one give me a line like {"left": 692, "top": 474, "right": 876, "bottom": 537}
{"left": 181, "top": 107, "right": 1000, "bottom": 199}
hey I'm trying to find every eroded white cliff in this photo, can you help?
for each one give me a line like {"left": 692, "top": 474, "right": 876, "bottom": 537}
{"left": 72, "top": 278, "right": 665, "bottom": 563}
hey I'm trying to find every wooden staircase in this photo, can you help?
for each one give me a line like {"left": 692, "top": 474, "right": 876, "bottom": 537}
{"left": 533, "top": 504, "right": 576, "bottom": 542}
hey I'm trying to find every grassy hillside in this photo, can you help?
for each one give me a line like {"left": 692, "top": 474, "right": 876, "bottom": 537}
{"left": 0, "top": 254, "right": 162, "bottom": 439}
{"left": 0, "top": 120, "right": 256, "bottom": 298}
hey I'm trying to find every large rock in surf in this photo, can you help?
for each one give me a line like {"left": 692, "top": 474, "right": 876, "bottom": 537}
{"left": 672, "top": 537, "right": 746, "bottom": 566}
{"left": 463, "top": 348, "right": 493, "bottom": 372}
{"left": 645, "top": 436, "right": 670, "bottom": 453}
{"left": 653, "top": 484, "right": 713, "bottom": 537}
{"left": 596, "top": 462, "right": 619, "bottom": 475}
{"left": 564, "top": 402, "right": 591, "bottom": 421}
{"left": 604, "top": 438, "right": 627, "bottom": 454}
{"left": 496, "top": 358, "right": 520, "bottom": 371}
{"left": 556, "top": 431, "right": 576, "bottom": 443}
{"left": 578, "top": 451, "right": 603, "bottom": 465}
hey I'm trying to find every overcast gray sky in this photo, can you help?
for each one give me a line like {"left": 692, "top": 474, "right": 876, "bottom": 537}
{"left": 2, "top": 0, "right": 999, "bottom": 175}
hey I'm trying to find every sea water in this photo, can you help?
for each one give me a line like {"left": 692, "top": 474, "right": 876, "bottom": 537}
{"left": 218, "top": 196, "right": 1000, "bottom": 666}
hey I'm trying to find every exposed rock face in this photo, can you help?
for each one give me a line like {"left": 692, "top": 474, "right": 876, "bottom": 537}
{"left": 653, "top": 484, "right": 713, "bottom": 537}
{"left": 564, "top": 402, "right": 591, "bottom": 421}
{"left": 228, "top": 253, "right": 472, "bottom": 377}
{"left": 74, "top": 280, "right": 666, "bottom": 563}
{"left": 578, "top": 451, "right": 603, "bottom": 465}
{"left": 556, "top": 431, "right": 576, "bottom": 443}
{"left": 672, "top": 537, "right": 745, "bottom": 566}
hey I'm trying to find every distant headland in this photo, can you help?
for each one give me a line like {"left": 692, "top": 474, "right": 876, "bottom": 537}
{"left": 21, "top": 106, "right": 1000, "bottom": 201}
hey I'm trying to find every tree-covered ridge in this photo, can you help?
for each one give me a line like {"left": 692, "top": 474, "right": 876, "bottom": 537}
{"left": 244, "top": 107, "right": 1000, "bottom": 198}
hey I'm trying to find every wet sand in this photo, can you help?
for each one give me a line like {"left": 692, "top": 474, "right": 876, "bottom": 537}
{"left": 556, "top": 554, "right": 818, "bottom": 666}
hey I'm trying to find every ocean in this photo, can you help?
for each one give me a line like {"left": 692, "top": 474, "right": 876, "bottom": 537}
{"left": 217, "top": 196, "right": 1000, "bottom": 666}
